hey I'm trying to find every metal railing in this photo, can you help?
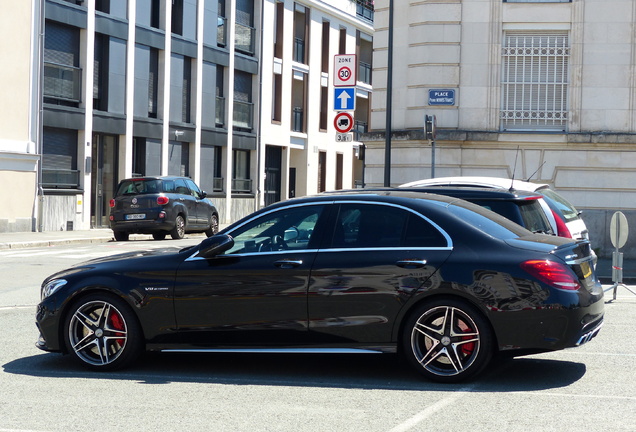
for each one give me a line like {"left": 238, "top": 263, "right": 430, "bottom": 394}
{"left": 356, "top": 2, "right": 374, "bottom": 22}
{"left": 217, "top": 16, "right": 227, "bottom": 47}
{"left": 359, "top": 61, "right": 372, "bottom": 84}
{"left": 294, "top": 37, "right": 305, "bottom": 63}
{"left": 43, "top": 62, "right": 82, "bottom": 103}
{"left": 235, "top": 22, "right": 255, "bottom": 55}
{"left": 232, "top": 178, "right": 252, "bottom": 193}
{"left": 216, "top": 96, "right": 226, "bottom": 127}
{"left": 233, "top": 100, "right": 254, "bottom": 130}
{"left": 42, "top": 168, "right": 80, "bottom": 189}
{"left": 292, "top": 107, "right": 304, "bottom": 132}
{"left": 354, "top": 120, "right": 368, "bottom": 141}
{"left": 212, "top": 177, "right": 224, "bottom": 192}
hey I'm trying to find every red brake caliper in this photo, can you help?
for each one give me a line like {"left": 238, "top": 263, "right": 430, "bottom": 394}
{"left": 459, "top": 321, "right": 475, "bottom": 356}
{"left": 109, "top": 311, "right": 126, "bottom": 347}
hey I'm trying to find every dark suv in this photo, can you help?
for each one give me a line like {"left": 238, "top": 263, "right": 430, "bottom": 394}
{"left": 400, "top": 186, "right": 555, "bottom": 235}
{"left": 109, "top": 176, "right": 219, "bottom": 241}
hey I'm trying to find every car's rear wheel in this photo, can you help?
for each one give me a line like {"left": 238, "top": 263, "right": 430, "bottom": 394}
{"left": 152, "top": 233, "right": 166, "bottom": 240}
{"left": 113, "top": 231, "right": 129, "bottom": 241}
{"left": 204, "top": 214, "right": 219, "bottom": 237}
{"left": 402, "top": 298, "right": 493, "bottom": 383}
{"left": 63, "top": 293, "right": 143, "bottom": 371}
{"left": 170, "top": 215, "right": 185, "bottom": 239}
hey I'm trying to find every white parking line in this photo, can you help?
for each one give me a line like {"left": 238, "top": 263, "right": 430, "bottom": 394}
{"left": 387, "top": 385, "right": 476, "bottom": 432}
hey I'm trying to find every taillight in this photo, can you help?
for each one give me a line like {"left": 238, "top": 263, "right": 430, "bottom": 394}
{"left": 109, "top": 199, "right": 115, "bottom": 208}
{"left": 521, "top": 259, "right": 581, "bottom": 291}
{"left": 551, "top": 209, "right": 572, "bottom": 238}
{"left": 157, "top": 196, "right": 169, "bottom": 205}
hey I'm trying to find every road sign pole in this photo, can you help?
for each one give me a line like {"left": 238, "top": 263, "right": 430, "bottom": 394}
{"left": 604, "top": 211, "right": 636, "bottom": 301}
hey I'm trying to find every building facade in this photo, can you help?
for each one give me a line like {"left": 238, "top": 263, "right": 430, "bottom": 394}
{"left": 0, "top": 0, "right": 373, "bottom": 233}
{"left": 365, "top": 0, "right": 636, "bottom": 259}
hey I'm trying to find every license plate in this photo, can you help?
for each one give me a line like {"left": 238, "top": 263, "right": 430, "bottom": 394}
{"left": 125, "top": 213, "right": 146, "bottom": 220}
{"left": 580, "top": 261, "right": 592, "bottom": 279}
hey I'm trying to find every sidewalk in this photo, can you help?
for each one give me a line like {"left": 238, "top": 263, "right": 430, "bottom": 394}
{"left": 0, "top": 229, "right": 633, "bottom": 283}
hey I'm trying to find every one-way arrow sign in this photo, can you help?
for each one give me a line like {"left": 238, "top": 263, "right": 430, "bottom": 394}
{"left": 333, "top": 87, "right": 355, "bottom": 111}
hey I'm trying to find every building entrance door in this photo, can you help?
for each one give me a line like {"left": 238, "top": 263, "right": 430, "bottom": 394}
{"left": 264, "top": 145, "right": 282, "bottom": 206}
{"left": 91, "top": 134, "right": 118, "bottom": 228}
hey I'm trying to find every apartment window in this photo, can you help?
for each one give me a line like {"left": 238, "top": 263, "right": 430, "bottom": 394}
{"left": 319, "top": 86, "right": 328, "bottom": 131}
{"left": 133, "top": 44, "right": 159, "bottom": 118}
{"left": 201, "top": 145, "right": 223, "bottom": 192}
{"left": 133, "top": 138, "right": 162, "bottom": 176}
{"left": 217, "top": 0, "right": 227, "bottom": 47}
{"left": 232, "top": 149, "right": 252, "bottom": 193}
{"left": 501, "top": 32, "right": 569, "bottom": 131}
{"left": 216, "top": 66, "right": 226, "bottom": 127}
{"left": 172, "top": 0, "right": 184, "bottom": 35}
{"left": 355, "top": 0, "right": 374, "bottom": 22}
{"left": 274, "top": 1, "right": 284, "bottom": 58}
{"left": 357, "top": 32, "right": 373, "bottom": 85}
{"left": 318, "top": 151, "right": 327, "bottom": 192}
{"left": 236, "top": 0, "right": 255, "bottom": 55}
{"left": 293, "top": 4, "right": 309, "bottom": 64}
{"left": 339, "top": 28, "right": 347, "bottom": 54}
{"left": 96, "top": 0, "right": 127, "bottom": 18}
{"left": 168, "top": 141, "right": 190, "bottom": 177}
{"left": 233, "top": 70, "right": 254, "bottom": 130}
{"left": 336, "top": 153, "right": 343, "bottom": 190}
{"left": 43, "top": 21, "right": 81, "bottom": 106}
{"left": 42, "top": 127, "right": 79, "bottom": 189}
{"left": 291, "top": 71, "right": 307, "bottom": 133}
{"left": 94, "top": 34, "right": 126, "bottom": 113}
{"left": 170, "top": 54, "right": 192, "bottom": 123}
{"left": 272, "top": 73, "right": 282, "bottom": 123}
{"left": 137, "top": 0, "right": 162, "bottom": 29}
{"left": 321, "top": 21, "right": 330, "bottom": 73}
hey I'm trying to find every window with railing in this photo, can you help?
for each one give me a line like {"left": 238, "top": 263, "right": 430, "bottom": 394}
{"left": 355, "top": 0, "right": 374, "bottom": 22}
{"left": 43, "top": 62, "right": 82, "bottom": 103}
{"left": 293, "top": 4, "right": 309, "bottom": 64}
{"left": 292, "top": 107, "right": 304, "bottom": 132}
{"left": 42, "top": 127, "right": 80, "bottom": 189}
{"left": 353, "top": 120, "right": 368, "bottom": 141}
{"left": 233, "top": 100, "right": 254, "bottom": 130}
{"left": 359, "top": 61, "right": 371, "bottom": 85}
{"left": 216, "top": 96, "right": 226, "bottom": 127}
{"left": 217, "top": 16, "right": 227, "bottom": 47}
{"left": 41, "top": 169, "right": 81, "bottom": 189}
{"left": 501, "top": 31, "right": 569, "bottom": 131}
{"left": 213, "top": 177, "right": 224, "bottom": 192}
{"left": 232, "top": 149, "right": 251, "bottom": 193}
{"left": 235, "top": 22, "right": 255, "bottom": 55}
{"left": 293, "top": 38, "right": 305, "bottom": 63}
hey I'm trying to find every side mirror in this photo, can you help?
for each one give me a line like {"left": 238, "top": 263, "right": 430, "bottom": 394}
{"left": 197, "top": 234, "right": 234, "bottom": 258}
{"left": 283, "top": 227, "right": 299, "bottom": 242}
{"left": 200, "top": 190, "right": 208, "bottom": 199}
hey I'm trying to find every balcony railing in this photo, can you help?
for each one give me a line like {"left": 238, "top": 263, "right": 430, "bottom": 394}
{"left": 43, "top": 61, "right": 82, "bottom": 103}
{"left": 353, "top": 120, "right": 368, "bottom": 141}
{"left": 232, "top": 178, "right": 252, "bottom": 193}
{"left": 359, "top": 61, "right": 372, "bottom": 85}
{"left": 356, "top": 1, "right": 374, "bottom": 22}
{"left": 235, "top": 22, "right": 255, "bottom": 55}
{"left": 292, "top": 107, "right": 304, "bottom": 132}
{"left": 42, "top": 168, "right": 80, "bottom": 189}
{"left": 216, "top": 96, "right": 226, "bottom": 127}
{"left": 217, "top": 16, "right": 227, "bottom": 47}
{"left": 233, "top": 100, "right": 254, "bottom": 130}
{"left": 293, "top": 38, "right": 305, "bottom": 63}
{"left": 212, "top": 177, "right": 224, "bottom": 192}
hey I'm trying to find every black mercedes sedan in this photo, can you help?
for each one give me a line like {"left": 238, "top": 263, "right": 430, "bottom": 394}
{"left": 36, "top": 190, "right": 604, "bottom": 382}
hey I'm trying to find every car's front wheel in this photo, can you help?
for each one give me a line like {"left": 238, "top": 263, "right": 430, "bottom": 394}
{"left": 402, "top": 298, "right": 493, "bottom": 383}
{"left": 170, "top": 215, "right": 185, "bottom": 239}
{"left": 204, "top": 214, "right": 219, "bottom": 237}
{"left": 63, "top": 293, "right": 143, "bottom": 370}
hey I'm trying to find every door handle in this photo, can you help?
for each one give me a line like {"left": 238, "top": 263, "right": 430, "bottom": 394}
{"left": 274, "top": 259, "right": 303, "bottom": 269}
{"left": 396, "top": 259, "right": 427, "bottom": 269}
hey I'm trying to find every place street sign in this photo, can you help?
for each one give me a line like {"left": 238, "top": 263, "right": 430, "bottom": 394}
{"left": 428, "top": 89, "right": 456, "bottom": 106}
{"left": 334, "top": 54, "right": 356, "bottom": 87}
{"left": 334, "top": 87, "right": 355, "bottom": 111}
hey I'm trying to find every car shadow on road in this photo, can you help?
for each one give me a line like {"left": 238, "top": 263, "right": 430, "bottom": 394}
{"left": 3, "top": 351, "right": 586, "bottom": 392}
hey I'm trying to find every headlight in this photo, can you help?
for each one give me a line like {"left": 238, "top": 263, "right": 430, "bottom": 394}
{"left": 41, "top": 279, "right": 67, "bottom": 300}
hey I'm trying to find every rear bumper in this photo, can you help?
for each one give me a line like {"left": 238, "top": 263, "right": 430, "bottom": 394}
{"left": 110, "top": 219, "right": 175, "bottom": 234}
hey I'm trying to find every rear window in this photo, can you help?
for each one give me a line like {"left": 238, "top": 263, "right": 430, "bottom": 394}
{"left": 447, "top": 202, "right": 530, "bottom": 240}
{"left": 115, "top": 179, "right": 162, "bottom": 196}
{"left": 540, "top": 189, "right": 580, "bottom": 222}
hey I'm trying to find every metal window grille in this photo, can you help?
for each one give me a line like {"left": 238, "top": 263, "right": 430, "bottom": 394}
{"left": 501, "top": 32, "right": 569, "bottom": 131}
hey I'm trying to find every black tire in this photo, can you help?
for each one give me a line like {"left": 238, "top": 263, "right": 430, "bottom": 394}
{"left": 63, "top": 293, "right": 143, "bottom": 371}
{"left": 170, "top": 215, "right": 185, "bottom": 239}
{"left": 152, "top": 233, "right": 167, "bottom": 240}
{"left": 402, "top": 298, "right": 493, "bottom": 383}
{"left": 113, "top": 231, "right": 129, "bottom": 241}
{"left": 204, "top": 214, "right": 219, "bottom": 237}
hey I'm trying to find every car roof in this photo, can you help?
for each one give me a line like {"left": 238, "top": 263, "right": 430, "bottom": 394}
{"left": 391, "top": 186, "right": 545, "bottom": 201}
{"left": 119, "top": 176, "right": 190, "bottom": 182}
{"left": 400, "top": 176, "right": 550, "bottom": 192}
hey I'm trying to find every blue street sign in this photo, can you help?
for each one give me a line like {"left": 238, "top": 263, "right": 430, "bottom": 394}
{"left": 334, "top": 87, "right": 356, "bottom": 111}
{"left": 428, "top": 89, "right": 455, "bottom": 106}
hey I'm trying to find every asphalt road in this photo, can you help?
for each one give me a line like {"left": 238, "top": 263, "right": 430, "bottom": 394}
{"left": 1, "top": 239, "right": 635, "bottom": 431}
